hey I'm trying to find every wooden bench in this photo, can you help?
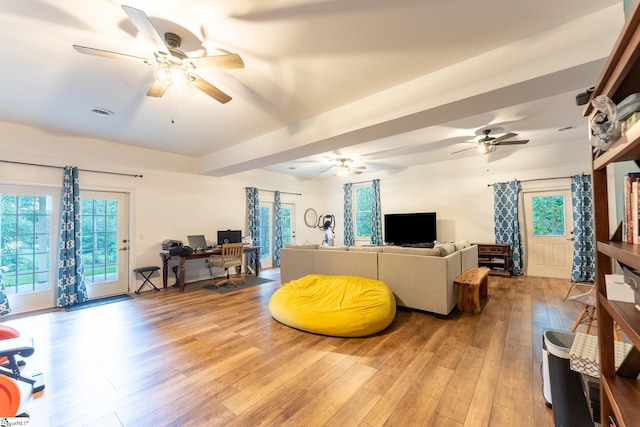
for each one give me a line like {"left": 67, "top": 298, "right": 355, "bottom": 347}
{"left": 455, "top": 267, "right": 490, "bottom": 314}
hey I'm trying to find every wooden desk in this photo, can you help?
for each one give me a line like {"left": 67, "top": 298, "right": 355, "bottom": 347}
{"left": 160, "top": 246, "right": 260, "bottom": 292}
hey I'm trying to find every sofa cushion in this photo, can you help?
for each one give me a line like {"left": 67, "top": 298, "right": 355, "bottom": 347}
{"left": 348, "top": 246, "right": 383, "bottom": 253}
{"left": 268, "top": 274, "right": 396, "bottom": 337}
{"left": 316, "top": 245, "right": 348, "bottom": 251}
{"left": 454, "top": 240, "right": 471, "bottom": 250}
{"left": 382, "top": 246, "right": 440, "bottom": 256}
{"left": 286, "top": 244, "right": 319, "bottom": 249}
{"left": 435, "top": 242, "right": 456, "bottom": 256}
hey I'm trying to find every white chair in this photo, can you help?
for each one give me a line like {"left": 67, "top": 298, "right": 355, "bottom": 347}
{"left": 566, "top": 285, "right": 597, "bottom": 334}
{"left": 565, "top": 282, "right": 621, "bottom": 340}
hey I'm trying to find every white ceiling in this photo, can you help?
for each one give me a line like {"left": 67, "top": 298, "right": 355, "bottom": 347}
{"left": 0, "top": 0, "right": 626, "bottom": 178}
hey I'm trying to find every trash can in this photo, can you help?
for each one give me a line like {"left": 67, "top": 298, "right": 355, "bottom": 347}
{"left": 542, "top": 329, "right": 593, "bottom": 427}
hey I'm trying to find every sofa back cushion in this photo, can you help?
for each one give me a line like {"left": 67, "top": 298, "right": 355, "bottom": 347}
{"left": 286, "top": 244, "right": 319, "bottom": 249}
{"left": 280, "top": 248, "right": 315, "bottom": 284}
{"left": 382, "top": 246, "right": 441, "bottom": 256}
{"left": 348, "top": 246, "right": 383, "bottom": 253}
{"left": 314, "top": 250, "right": 378, "bottom": 280}
{"left": 316, "top": 245, "right": 349, "bottom": 251}
{"left": 435, "top": 242, "right": 456, "bottom": 256}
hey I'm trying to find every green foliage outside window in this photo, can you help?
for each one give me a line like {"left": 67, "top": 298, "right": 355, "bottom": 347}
{"left": 259, "top": 206, "right": 271, "bottom": 258}
{"left": 0, "top": 194, "right": 51, "bottom": 292}
{"left": 80, "top": 198, "right": 119, "bottom": 283}
{"left": 355, "top": 186, "right": 372, "bottom": 238}
{"left": 532, "top": 195, "right": 565, "bottom": 236}
{"left": 281, "top": 208, "right": 292, "bottom": 246}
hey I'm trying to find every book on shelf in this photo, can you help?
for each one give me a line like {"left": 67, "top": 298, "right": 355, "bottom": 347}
{"left": 622, "top": 172, "right": 640, "bottom": 244}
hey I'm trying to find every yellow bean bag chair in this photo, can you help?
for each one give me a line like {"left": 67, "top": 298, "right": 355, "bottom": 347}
{"left": 269, "top": 274, "right": 396, "bottom": 337}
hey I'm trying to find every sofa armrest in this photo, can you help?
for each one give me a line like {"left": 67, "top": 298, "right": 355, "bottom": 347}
{"left": 378, "top": 251, "right": 461, "bottom": 315}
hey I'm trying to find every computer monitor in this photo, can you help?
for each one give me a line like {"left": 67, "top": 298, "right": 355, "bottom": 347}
{"left": 187, "top": 234, "right": 208, "bottom": 250}
{"left": 217, "top": 230, "right": 242, "bottom": 245}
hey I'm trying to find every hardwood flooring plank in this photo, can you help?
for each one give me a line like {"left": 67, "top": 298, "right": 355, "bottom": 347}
{"left": 2, "top": 271, "right": 585, "bottom": 427}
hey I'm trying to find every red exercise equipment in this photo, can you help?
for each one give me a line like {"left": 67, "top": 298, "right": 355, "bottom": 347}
{"left": 0, "top": 325, "right": 20, "bottom": 365}
{"left": 0, "top": 325, "right": 44, "bottom": 417}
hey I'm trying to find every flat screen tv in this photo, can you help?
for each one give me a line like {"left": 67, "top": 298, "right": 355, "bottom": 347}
{"left": 217, "top": 229, "right": 242, "bottom": 245}
{"left": 384, "top": 212, "right": 437, "bottom": 245}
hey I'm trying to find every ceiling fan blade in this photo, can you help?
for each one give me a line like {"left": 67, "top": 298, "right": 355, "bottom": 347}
{"left": 496, "top": 140, "right": 528, "bottom": 146}
{"left": 352, "top": 166, "right": 366, "bottom": 170}
{"left": 192, "top": 53, "right": 244, "bottom": 69}
{"left": 492, "top": 132, "right": 518, "bottom": 143}
{"left": 451, "top": 146, "right": 477, "bottom": 154}
{"left": 146, "top": 80, "right": 169, "bottom": 97}
{"left": 121, "top": 5, "right": 169, "bottom": 55}
{"left": 192, "top": 76, "right": 232, "bottom": 104}
{"left": 73, "top": 45, "right": 149, "bottom": 63}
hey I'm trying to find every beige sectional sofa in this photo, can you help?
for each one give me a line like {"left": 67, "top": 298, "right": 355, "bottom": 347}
{"left": 279, "top": 242, "right": 478, "bottom": 316}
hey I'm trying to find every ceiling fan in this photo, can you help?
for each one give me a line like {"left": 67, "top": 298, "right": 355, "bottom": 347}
{"left": 451, "top": 129, "right": 529, "bottom": 154}
{"left": 73, "top": 5, "right": 244, "bottom": 104}
{"left": 335, "top": 159, "right": 366, "bottom": 176}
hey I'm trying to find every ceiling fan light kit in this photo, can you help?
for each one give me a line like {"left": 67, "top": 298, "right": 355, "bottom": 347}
{"left": 452, "top": 128, "right": 529, "bottom": 155}
{"left": 334, "top": 158, "right": 365, "bottom": 176}
{"left": 477, "top": 142, "right": 496, "bottom": 154}
{"left": 72, "top": 5, "right": 244, "bottom": 104}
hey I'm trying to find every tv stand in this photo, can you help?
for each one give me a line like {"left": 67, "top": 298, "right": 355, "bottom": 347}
{"left": 475, "top": 243, "right": 510, "bottom": 276}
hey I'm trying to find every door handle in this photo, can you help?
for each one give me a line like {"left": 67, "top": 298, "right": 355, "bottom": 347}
{"left": 119, "top": 246, "right": 128, "bottom": 251}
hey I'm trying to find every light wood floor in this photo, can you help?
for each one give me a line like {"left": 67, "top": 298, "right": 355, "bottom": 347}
{"left": 3, "top": 270, "right": 589, "bottom": 426}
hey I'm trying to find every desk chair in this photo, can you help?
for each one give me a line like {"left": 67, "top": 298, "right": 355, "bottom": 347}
{"left": 207, "top": 243, "right": 245, "bottom": 288}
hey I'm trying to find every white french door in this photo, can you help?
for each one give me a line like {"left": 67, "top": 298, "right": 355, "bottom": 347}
{"left": 1, "top": 186, "right": 60, "bottom": 313}
{"left": 1, "top": 187, "right": 129, "bottom": 313}
{"left": 81, "top": 191, "right": 130, "bottom": 299}
{"left": 258, "top": 202, "right": 295, "bottom": 269}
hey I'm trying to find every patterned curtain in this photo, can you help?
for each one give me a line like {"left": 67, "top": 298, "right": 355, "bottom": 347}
{"left": 493, "top": 180, "right": 524, "bottom": 275}
{"left": 343, "top": 183, "right": 355, "bottom": 246}
{"left": 370, "top": 179, "right": 383, "bottom": 245}
{"left": 57, "top": 166, "right": 88, "bottom": 307}
{"left": 0, "top": 270, "right": 10, "bottom": 316}
{"left": 571, "top": 174, "right": 596, "bottom": 282}
{"left": 273, "top": 191, "right": 282, "bottom": 267}
{"left": 246, "top": 187, "right": 260, "bottom": 272}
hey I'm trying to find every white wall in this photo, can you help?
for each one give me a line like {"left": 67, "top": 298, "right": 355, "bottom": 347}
{"left": 0, "top": 120, "right": 593, "bottom": 294}
{"left": 319, "top": 136, "right": 592, "bottom": 246}
{"left": 0, "top": 121, "right": 325, "bottom": 287}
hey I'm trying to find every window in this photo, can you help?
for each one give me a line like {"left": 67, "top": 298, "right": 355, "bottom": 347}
{"left": 280, "top": 206, "right": 292, "bottom": 246}
{"left": 354, "top": 184, "right": 373, "bottom": 239}
{"left": 259, "top": 205, "right": 271, "bottom": 260}
{"left": 531, "top": 195, "right": 565, "bottom": 236}
{"left": 81, "top": 198, "right": 119, "bottom": 284}
{"left": 0, "top": 193, "right": 52, "bottom": 295}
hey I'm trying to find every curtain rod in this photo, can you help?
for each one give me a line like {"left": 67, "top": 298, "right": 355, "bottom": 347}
{"left": 0, "top": 159, "right": 143, "bottom": 178}
{"left": 245, "top": 187, "right": 301, "bottom": 196}
{"left": 348, "top": 179, "right": 375, "bottom": 185}
{"left": 486, "top": 174, "right": 588, "bottom": 187}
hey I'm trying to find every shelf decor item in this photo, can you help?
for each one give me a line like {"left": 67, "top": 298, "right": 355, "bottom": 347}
{"left": 590, "top": 95, "right": 621, "bottom": 150}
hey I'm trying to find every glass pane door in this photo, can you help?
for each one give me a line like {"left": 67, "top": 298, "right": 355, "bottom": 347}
{"left": 81, "top": 191, "right": 129, "bottom": 298}
{"left": 1, "top": 187, "right": 59, "bottom": 313}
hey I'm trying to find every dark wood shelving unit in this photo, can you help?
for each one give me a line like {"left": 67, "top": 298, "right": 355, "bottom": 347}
{"left": 587, "top": 2, "right": 640, "bottom": 425}
{"left": 475, "top": 243, "right": 511, "bottom": 276}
